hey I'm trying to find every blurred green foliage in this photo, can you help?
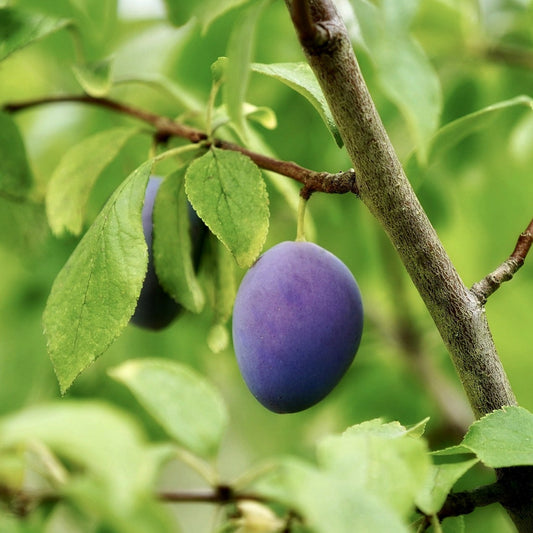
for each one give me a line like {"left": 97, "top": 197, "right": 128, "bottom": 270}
{"left": 0, "top": 0, "right": 532, "bottom": 531}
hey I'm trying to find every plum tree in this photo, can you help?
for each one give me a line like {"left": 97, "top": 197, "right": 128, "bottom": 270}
{"left": 130, "top": 176, "right": 206, "bottom": 330}
{"left": 232, "top": 241, "right": 363, "bottom": 413}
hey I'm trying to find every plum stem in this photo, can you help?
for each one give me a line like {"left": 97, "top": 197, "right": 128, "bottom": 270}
{"left": 296, "top": 195, "right": 308, "bottom": 242}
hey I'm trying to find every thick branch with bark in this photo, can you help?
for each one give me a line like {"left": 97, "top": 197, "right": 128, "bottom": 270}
{"left": 285, "top": 0, "right": 531, "bottom": 529}
{"left": 285, "top": 0, "right": 515, "bottom": 419}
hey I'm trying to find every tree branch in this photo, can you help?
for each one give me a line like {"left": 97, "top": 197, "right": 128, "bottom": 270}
{"left": 416, "top": 481, "right": 506, "bottom": 530}
{"left": 471, "top": 218, "right": 533, "bottom": 304}
{"left": 285, "top": 2, "right": 532, "bottom": 529}
{"left": 3, "top": 94, "right": 358, "bottom": 197}
{"left": 483, "top": 45, "right": 533, "bottom": 71}
{"left": 285, "top": 0, "right": 516, "bottom": 419}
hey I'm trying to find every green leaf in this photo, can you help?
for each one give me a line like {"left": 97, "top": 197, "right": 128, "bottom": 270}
{"left": 0, "top": 401, "right": 162, "bottom": 509}
{"left": 0, "top": 111, "right": 33, "bottom": 201}
{"left": 0, "top": 199, "right": 47, "bottom": 256}
{"left": 185, "top": 148, "right": 269, "bottom": 268}
{"left": 109, "top": 358, "right": 229, "bottom": 458}
{"left": 115, "top": 73, "right": 202, "bottom": 112}
{"left": 72, "top": 58, "right": 113, "bottom": 97}
{"left": 163, "top": 0, "right": 250, "bottom": 32}
{"left": 255, "top": 458, "right": 410, "bottom": 533}
{"left": 317, "top": 419, "right": 430, "bottom": 518}
{"left": 224, "top": 0, "right": 269, "bottom": 140}
{"left": 212, "top": 237, "right": 237, "bottom": 324}
{"left": 244, "top": 103, "right": 277, "bottom": 130}
{"left": 416, "top": 454, "right": 479, "bottom": 515}
{"left": 405, "top": 96, "right": 533, "bottom": 189}
{"left": 461, "top": 406, "right": 533, "bottom": 468}
{"left": 152, "top": 168, "right": 205, "bottom": 313}
{"left": 206, "top": 238, "right": 237, "bottom": 353}
{"left": 350, "top": 0, "right": 442, "bottom": 162}
{"left": 0, "top": 7, "right": 71, "bottom": 61}
{"left": 46, "top": 127, "right": 140, "bottom": 236}
{"left": 251, "top": 62, "right": 342, "bottom": 147}
{"left": 43, "top": 161, "right": 152, "bottom": 393}
{"left": 68, "top": 0, "right": 118, "bottom": 49}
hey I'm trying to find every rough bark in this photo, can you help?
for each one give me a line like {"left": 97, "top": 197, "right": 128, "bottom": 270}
{"left": 285, "top": 1, "right": 532, "bottom": 529}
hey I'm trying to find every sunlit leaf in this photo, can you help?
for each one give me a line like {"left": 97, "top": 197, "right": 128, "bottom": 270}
{"left": 461, "top": 406, "right": 533, "bottom": 468}
{"left": 43, "top": 161, "right": 151, "bottom": 393}
{"left": 252, "top": 62, "right": 342, "bottom": 146}
{"left": 109, "top": 358, "right": 229, "bottom": 458}
{"left": 185, "top": 148, "right": 269, "bottom": 268}
{"left": 318, "top": 419, "right": 430, "bottom": 518}
{"left": 46, "top": 127, "right": 139, "bottom": 236}
{"left": 255, "top": 457, "right": 410, "bottom": 533}
{"left": 72, "top": 58, "right": 113, "bottom": 97}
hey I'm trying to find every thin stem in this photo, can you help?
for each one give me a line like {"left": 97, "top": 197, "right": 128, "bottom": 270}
{"left": 471, "top": 218, "right": 533, "bottom": 304}
{"left": 483, "top": 45, "right": 533, "bottom": 71}
{"left": 296, "top": 195, "right": 308, "bottom": 241}
{"left": 3, "top": 94, "right": 358, "bottom": 197}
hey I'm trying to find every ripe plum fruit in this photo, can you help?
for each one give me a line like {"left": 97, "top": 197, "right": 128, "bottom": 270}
{"left": 232, "top": 241, "right": 363, "bottom": 413}
{"left": 130, "top": 176, "right": 206, "bottom": 330}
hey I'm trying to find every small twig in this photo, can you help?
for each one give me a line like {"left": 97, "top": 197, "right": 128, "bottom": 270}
{"left": 158, "top": 485, "right": 270, "bottom": 505}
{"left": 471, "top": 218, "right": 533, "bottom": 304}
{"left": 3, "top": 94, "right": 358, "bottom": 197}
{"left": 483, "top": 45, "right": 533, "bottom": 72}
{"left": 416, "top": 482, "right": 506, "bottom": 530}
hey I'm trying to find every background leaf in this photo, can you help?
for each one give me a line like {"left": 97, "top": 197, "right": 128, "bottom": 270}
{"left": 252, "top": 62, "right": 342, "bottom": 147}
{"left": 109, "top": 358, "right": 229, "bottom": 458}
{"left": 153, "top": 168, "right": 205, "bottom": 313}
{"left": 223, "top": 0, "right": 268, "bottom": 140}
{"left": 72, "top": 58, "right": 113, "bottom": 97}
{"left": 350, "top": 0, "right": 442, "bottom": 162}
{"left": 405, "top": 96, "right": 533, "bottom": 188}
{"left": 43, "top": 161, "right": 151, "bottom": 393}
{"left": 163, "top": 0, "right": 250, "bottom": 33}
{"left": 185, "top": 148, "right": 269, "bottom": 268}
{"left": 0, "top": 111, "right": 33, "bottom": 201}
{"left": 0, "top": 400, "right": 175, "bottom": 532}
{"left": 0, "top": 401, "right": 160, "bottom": 507}
{"left": 46, "top": 127, "right": 139, "bottom": 236}
{"left": 0, "top": 7, "right": 71, "bottom": 61}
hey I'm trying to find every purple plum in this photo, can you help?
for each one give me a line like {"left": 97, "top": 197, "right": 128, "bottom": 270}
{"left": 130, "top": 176, "right": 206, "bottom": 330}
{"left": 232, "top": 241, "right": 363, "bottom": 413}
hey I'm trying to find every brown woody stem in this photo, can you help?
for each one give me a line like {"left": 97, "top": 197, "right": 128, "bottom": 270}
{"left": 3, "top": 94, "right": 358, "bottom": 197}
{"left": 471, "top": 218, "right": 533, "bottom": 304}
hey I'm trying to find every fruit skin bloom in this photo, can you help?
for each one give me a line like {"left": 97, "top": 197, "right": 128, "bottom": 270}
{"left": 232, "top": 241, "right": 364, "bottom": 413}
